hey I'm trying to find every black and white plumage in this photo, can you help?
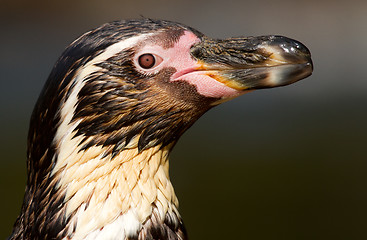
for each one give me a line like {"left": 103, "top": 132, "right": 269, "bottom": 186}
{"left": 9, "top": 19, "right": 312, "bottom": 240}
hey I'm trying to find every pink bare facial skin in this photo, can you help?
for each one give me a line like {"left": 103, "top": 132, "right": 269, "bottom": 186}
{"left": 133, "top": 31, "right": 245, "bottom": 99}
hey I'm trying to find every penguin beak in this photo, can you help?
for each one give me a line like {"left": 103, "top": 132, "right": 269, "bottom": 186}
{"left": 190, "top": 35, "right": 313, "bottom": 91}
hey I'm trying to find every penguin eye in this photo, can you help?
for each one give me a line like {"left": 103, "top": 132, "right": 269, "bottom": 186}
{"left": 137, "top": 53, "right": 163, "bottom": 69}
{"left": 138, "top": 54, "right": 155, "bottom": 69}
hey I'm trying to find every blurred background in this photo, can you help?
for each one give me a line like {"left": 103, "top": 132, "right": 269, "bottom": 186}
{"left": 1, "top": 0, "right": 366, "bottom": 239}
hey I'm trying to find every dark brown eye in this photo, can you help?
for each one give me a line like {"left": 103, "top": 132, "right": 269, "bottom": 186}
{"left": 138, "top": 54, "right": 156, "bottom": 69}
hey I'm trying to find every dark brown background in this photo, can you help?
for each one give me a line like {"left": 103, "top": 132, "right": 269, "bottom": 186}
{"left": 1, "top": 0, "right": 367, "bottom": 239}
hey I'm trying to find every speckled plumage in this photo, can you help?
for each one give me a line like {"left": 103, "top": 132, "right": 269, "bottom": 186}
{"left": 9, "top": 19, "right": 312, "bottom": 240}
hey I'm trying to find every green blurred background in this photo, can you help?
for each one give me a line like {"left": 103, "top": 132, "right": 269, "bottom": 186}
{"left": 1, "top": 0, "right": 367, "bottom": 239}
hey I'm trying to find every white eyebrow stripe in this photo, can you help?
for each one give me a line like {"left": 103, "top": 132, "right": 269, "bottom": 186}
{"left": 52, "top": 32, "right": 154, "bottom": 177}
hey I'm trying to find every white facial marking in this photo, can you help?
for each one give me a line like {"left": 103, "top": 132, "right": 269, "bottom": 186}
{"left": 53, "top": 33, "right": 154, "bottom": 176}
{"left": 53, "top": 33, "right": 159, "bottom": 239}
